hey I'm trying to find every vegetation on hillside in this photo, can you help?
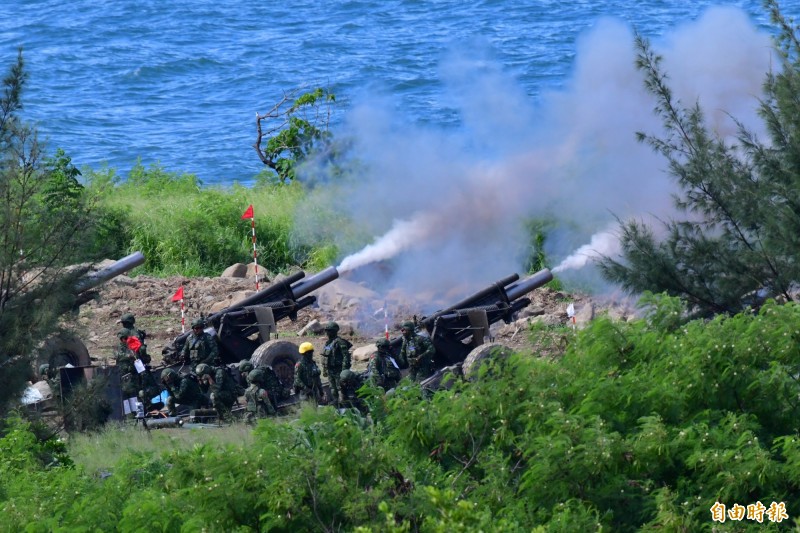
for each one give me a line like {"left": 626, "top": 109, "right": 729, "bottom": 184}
{"left": 2, "top": 296, "right": 799, "bottom": 530}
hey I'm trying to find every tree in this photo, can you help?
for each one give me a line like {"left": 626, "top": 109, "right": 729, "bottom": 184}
{"left": 253, "top": 87, "right": 336, "bottom": 183}
{"left": 598, "top": 1, "right": 800, "bottom": 317}
{"left": 0, "top": 49, "right": 101, "bottom": 415}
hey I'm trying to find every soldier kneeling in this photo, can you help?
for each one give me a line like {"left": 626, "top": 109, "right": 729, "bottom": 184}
{"left": 244, "top": 368, "right": 276, "bottom": 423}
{"left": 161, "top": 368, "right": 208, "bottom": 416}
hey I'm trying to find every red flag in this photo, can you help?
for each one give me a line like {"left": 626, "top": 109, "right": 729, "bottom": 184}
{"left": 126, "top": 336, "right": 142, "bottom": 353}
{"left": 241, "top": 204, "right": 254, "bottom": 220}
{"left": 171, "top": 286, "right": 184, "bottom": 302}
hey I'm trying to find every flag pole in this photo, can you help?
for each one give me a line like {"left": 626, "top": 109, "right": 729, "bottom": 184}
{"left": 251, "top": 216, "right": 260, "bottom": 291}
{"left": 172, "top": 286, "right": 186, "bottom": 333}
{"left": 242, "top": 204, "right": 259, "bottom": 291}
{"left": 384, "top": 300, "right": 389, "bottom": 340}
{"left": 180, "top": 296, "right": 186, "bottom": 333}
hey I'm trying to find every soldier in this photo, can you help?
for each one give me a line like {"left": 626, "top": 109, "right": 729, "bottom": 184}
{"left": 293, "top": 342, "right": 324, "bottom": 404}
{"left": 160, "top": 368, "right": 207, "bottom": 416}
{"left": 399, "top": 321, "right": 436, "bottom": 382}
{"left": 115, "top": 328, "right": 152, "bottom": 405}
{"left": 261, "top": 365, "right": 287, "bottom": 410}
{"left": 368, "top": 338, "right": 401, "bottom": 391}
{"left": 180, "top": 318, "right": 219, "bottom": 366}
{"left": 237, "top": 359, "right": 254, "bottom": 390}
{"left": 117, "top": 312, "right": 148, "bottom": 357}
{"left": 321, "top": 321, "right": 352, "bottom": 404}
{"left": 339, "top": 369, "right": 368, "bottom": 413}
{"left": 244, "top": 368, "right": 276, "bottom": 423}
{"left": 195, "top": 363, "right": 237, "bottom": 418}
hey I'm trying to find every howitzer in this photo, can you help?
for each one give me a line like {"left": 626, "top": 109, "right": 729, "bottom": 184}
{"left": 162, "top": 266, "right": 339, "bottom": 367}
{"left": 387, "top": 268, "right": 553, "bottom": 369}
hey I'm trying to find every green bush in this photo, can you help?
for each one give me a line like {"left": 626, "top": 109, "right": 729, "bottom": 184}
{"left": 2, "top": 297, "right": 800, "bottom": 530}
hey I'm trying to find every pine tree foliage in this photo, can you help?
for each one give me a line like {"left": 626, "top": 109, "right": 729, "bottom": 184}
{"left": 0, "top": 50, "right": 100, "bottom": 415}
{"left": 599, "top": 1, "right": 800, "bottom": 317}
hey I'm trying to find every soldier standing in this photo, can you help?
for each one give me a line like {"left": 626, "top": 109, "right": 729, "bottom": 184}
{"left": 114, "top": 328, "right": 152, "bottom": 404}
{"left": 181, "top": 318, "right": 219, "bottom": 366}
{"left": 160, "top": 368, "right": 207, "bottom": 416}
{"left": 368, "top": 338, "right": 401, "bottom": 391}
{"left": 244, "top": 368, "right": 276, "bottom": 423}
{"left": 399, "top": 321, "right": 436, "bottom": 382}
{"left": 117, "top": 312, "right": 149, "bottom": 360}
{"left": 293, "top": 342, "right": 324, "bottom": 404}
{"left": 321, "top": 321, "right": 352, "bottom": 404}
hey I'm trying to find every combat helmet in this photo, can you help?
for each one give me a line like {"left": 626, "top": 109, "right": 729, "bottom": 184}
{"left": 323, "top": 321, "right": 339, "bottom": 332}
{"left": 340, "top": 369, "right": 355, "bottom": 382}
{"left": 376, "top": 338, "right": 391, "bottom": 350}
{"left": 118, "top": 312, "right": 135, "bottom": 325}
{"left": 247, "top": 368, "right": 265, "bottom": 386}
{"left": 195, "top": 363, "right": 212, "bottom": 377}
{"left": 238, "top": 359, "right": 254, "bottom": 374}
{"left": 161, "top": 367, "right": 178, "bottom": 384}
{"left": 400, "top": 321, "right": 415, "bottom": 332}
{"left": 191, "top": 317, "right": 205, "bottom": 328}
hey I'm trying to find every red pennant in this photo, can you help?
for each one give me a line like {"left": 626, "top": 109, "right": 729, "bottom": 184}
{"left": 241, "top": 204, "right": 254, "bottom": 220}
{"left": 126, "top": 336, "right": 142, "bottom": 353}
{"left": 171, "top": 286, "right": 184, "bottom": 302}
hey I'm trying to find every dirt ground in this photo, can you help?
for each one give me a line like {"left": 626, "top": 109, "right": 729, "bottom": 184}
{"left": 72, "top": 263, "right": 638, "bottom": 371}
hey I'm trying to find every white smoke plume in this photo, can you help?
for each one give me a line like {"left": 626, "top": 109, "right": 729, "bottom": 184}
{"left": 552, "top": 228, "right": 621, "bottom": 273}
{"left": 298, "top": 7, "right": 775, "bottom": 297}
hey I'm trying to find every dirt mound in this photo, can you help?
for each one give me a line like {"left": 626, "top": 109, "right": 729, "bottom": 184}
{"left": 75, "top": 268, "right": 637, "bottom": 366}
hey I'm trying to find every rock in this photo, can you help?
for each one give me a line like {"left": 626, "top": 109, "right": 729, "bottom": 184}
{"left": 519, "top": 306, "right": 545, "bottom": 318}
{"left": 298, "top": 319, "right": 324, "bottom": 336}
{"left": 532, "top": 314, "right": 563, "bottom": 327}
{"left": 110, "top": 275, "right": 136, "bottom": 286}
{"left": 352, "top": 344, "right": 375, "bottom": 362}
{"left": 221, "top": 263, "right": 248, "bottom": 278}
{"left": 246, "top": 262, "right": 270, "bottom": 282}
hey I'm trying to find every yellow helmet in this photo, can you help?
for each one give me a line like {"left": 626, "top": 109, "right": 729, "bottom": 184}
{"left": 298, "top": 342, "right": 314, "bottom": 354}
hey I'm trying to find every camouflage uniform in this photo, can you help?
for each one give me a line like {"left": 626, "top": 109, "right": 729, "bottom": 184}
{"left": 244, "top": 368, "right": 276, "bottom": 423}
{"left": 162, "top": 369, "right": 207, "bottom": 415}
{"left": 180, "top": 319, "right": 219, "bottom": 366}
{"left": 368, "top": 339, "right": 401, "bottom": 391}
{"left": 196, "top": 364, "right": 237, "bottom": 417}
{"left": 118, "top": 313, "right": 149, "bottom": 361}
{"left": 339, "top": 369, "right": 368, "bottom": 413}
{"left": 293, "top": 346, "right": 323, "bottom": 403}
{"left": 322, "top": 322, "right": 352, "bottom": 403}
{"left": 261, "top": 366, "right": 287, "bottom": 409}
{"left": 399, "top": 321, "right": 436, "bottom": 382}
{"left": 114, "top": 328, "right": 152, "bottom": 400}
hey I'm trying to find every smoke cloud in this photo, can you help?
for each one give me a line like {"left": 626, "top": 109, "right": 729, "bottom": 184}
{"left": 299, "top": 7, "right": 774, "bottom": 297}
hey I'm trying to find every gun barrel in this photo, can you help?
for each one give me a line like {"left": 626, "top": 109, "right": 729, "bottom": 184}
{"left": 505, "top": 268, "right": 553, "bottom": 301}
{"left": 75, "top": 251, "right": 145, "bottom": 293}
{"left": 224, "top": 271, "right": 306, "bottom": 313}
{"left": 290, "top": 266, "right": 339, "bottom": 299}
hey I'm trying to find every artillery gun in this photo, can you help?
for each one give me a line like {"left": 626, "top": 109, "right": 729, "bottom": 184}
{"left": 384, "top": 268, "right": 554, "bottom": 386}
{"left": 161, "top": 266, "right": 339, "bottom": 385}
{"left": 42, "top": 251, "right": 147, "bottom": 369}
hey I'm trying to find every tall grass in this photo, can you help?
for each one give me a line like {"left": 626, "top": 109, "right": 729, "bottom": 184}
{"left": 83, "top": 161, "right": 339, "bottom": 276}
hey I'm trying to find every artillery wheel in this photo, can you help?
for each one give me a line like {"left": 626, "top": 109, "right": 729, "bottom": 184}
{"left": 41, "top": 334, "right": 91, "bottom": 369}
{"left": 462, "top": 343, "right": 514, "bottom": 379}
{"left": 251, "top": 340, "right": 301, "bottom": 387}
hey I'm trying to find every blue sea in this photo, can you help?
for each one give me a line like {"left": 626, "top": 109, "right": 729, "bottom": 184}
{"left": 0, "top": 1, "right": 787, "bottom": 185}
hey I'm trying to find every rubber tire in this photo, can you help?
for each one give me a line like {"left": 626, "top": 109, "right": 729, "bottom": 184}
{"left": 251, "top": 340, "right": 301, "bottom": 386}
{"left": 462, "top": 342, "right": 514, "bottom": 379}
{"left": 42, "top": 334, "right": 91, "bottom": 368}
